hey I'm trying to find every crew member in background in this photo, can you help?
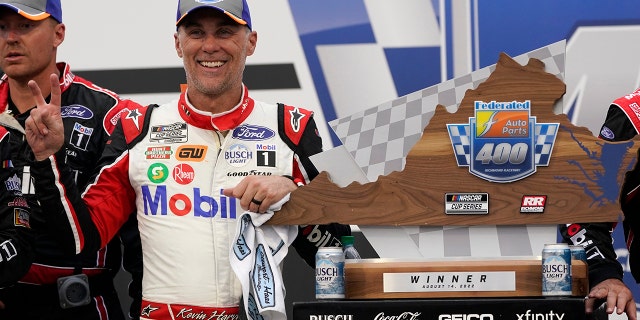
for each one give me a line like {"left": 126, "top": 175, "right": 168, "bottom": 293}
{"left": 0, "top": 126, "right": 33, "bottom": 291}
{"left": 24, "top": 0, "right": 350, "bottom": 318}
{"left": 561, "top": 88, "right": 640, "bottom": 320}
{"left": 0, "top": 0, "right": 143, "bottom": 319}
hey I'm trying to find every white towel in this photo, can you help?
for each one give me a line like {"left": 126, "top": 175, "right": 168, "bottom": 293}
{"left": 230, "top": 194, "right": 298, "bottom": 320}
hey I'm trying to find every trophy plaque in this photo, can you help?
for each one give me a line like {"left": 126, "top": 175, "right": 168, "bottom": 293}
{"left": 273, "top": 41, "right": 631, "bottom": 301}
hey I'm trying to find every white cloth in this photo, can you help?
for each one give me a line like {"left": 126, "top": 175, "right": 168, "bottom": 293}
{"left": 230, "top": 194, "right": 297, "bottom": 320}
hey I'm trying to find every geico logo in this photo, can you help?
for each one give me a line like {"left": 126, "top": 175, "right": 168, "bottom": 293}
{"left": 439, "top": 314, "right": 494, "bottom": 320}
{"left": 141, "top": 185, "right": 237, "bottom": 218}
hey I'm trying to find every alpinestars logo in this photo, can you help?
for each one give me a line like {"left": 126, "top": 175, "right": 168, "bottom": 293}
{"left": 289, "top": 107, "right": 305, "bottom": 133}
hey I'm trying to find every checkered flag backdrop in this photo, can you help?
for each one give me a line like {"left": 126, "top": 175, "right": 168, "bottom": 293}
{"left": 324, "top": 40, "right": 566, "bottom": 258}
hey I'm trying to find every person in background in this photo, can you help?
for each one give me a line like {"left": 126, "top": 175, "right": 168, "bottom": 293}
{"left": 24, "top": 0, "right": 350, "bottom": 318}
{"left": 0, "top": 0, "right": 143, "bottom": 319}
{"left": 0, "top": 126, "right": 32, "bottom": 291}
{"left": 560, "top": 88, "right": 640, "bottom": 320}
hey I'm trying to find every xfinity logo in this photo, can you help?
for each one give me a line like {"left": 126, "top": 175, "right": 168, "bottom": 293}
{"left": 516, "top": 310, "right": 565, "bottom": 320}
{"left": 439, "top": 314, "right": 492, "bottom": 320}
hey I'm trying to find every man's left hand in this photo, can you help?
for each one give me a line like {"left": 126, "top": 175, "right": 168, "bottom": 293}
{"left": 586, "top": 278, "right": 636, "bottom": 320}
{"left": 222, "top": 175, "right": 297, "bottom": 213}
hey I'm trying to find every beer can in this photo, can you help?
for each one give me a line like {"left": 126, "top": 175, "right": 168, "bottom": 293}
{"left": 315, "top": 247, "right": 345, "bottom": 299}
{"left": 569, "top": 245, "right": 587, "bottom": 263}
{"left": 541, "top": 243, "right": 572, "bottom": 296}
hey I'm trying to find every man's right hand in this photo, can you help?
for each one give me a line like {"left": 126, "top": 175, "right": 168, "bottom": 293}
{"left": 25, "top": 74, "right": 64, "bottom": 161}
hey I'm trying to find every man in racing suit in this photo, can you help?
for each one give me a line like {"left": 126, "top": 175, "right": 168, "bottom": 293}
{"left": 24, "top": 1, "right": 350, "bottom": 318}
{"left": 0, "top": 1, "right": 143, "bottom": 319}
{"left": 0, "top": 126, "right": 33, "bottom": 291}
{"left": 560, "top": 88, "right": 640, "bottom": 319}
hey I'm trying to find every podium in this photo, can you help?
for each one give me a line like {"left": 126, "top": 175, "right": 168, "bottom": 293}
{"left": 344, "top": 257, "right": 588, "bottom": 299}
{"left": 293, "top": 258, "right": 588, "bottom": 320}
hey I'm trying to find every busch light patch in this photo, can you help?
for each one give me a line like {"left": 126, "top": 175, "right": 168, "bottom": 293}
{"left": 447, "top": 100, "right": 559, "bottom": 183}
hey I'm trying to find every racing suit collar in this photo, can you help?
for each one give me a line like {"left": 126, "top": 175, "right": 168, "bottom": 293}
{"left": 178, "top": 84, "right": 255, "bottom": 131}
{"left": 0, "top": 62, "right": 73, "bottom": 114}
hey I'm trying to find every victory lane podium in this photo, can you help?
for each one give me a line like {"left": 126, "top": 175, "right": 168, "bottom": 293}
{"left": 344, "top": 257, "right": 587, "bottom": 299}
{"left": 292, "top": 258, "right": 588, "bottom": 320}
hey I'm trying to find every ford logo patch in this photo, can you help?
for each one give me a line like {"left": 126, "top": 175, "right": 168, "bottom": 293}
{"left": 60, "top": 105, "right": 94, "bottom": 120}
{"left": 232, "top": 125, "right": 275, "bottom": 141}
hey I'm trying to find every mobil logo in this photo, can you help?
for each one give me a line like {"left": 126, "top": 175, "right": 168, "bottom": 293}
{"left": 141, "top": 185, "right": 237, "bottom": 218}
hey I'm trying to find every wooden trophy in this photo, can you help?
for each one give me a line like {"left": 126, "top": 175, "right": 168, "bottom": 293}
{"left": 269, "top": 47, "right": 637, "bottom": 299}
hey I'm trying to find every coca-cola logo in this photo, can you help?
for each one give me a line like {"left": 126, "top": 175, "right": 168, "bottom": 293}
{"left": 61, "top": 104, "right": 94, "bottom": 119}
{"left": 375, "top": 312, "right": 421, "bottom": 320}
{"left": 232, "top": 125, "right": 275, "bottom": 141}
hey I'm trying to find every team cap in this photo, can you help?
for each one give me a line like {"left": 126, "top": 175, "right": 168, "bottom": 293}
{"left": 176, "top": 0, "right": 251, "bottom": 30}
{"left": 0, "top": 0, "right": 62, "bottom": 23}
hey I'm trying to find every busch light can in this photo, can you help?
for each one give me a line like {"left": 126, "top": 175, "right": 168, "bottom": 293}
{"left": 569, "top": 245, "right": 587, "bottom": 263}
{"left": 542, "top": 243, "right": 572, "bottom": 296}
{"left": 315, "top": 247, "right": 345, "bottom": 299}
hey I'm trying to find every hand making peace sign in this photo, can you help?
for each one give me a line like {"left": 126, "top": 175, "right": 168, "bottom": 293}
{"left": 24, "top": 73, "right": 65, "bottom": 161}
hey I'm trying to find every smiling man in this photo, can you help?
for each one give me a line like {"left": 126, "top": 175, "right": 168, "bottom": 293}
{"left": 24, "top": 0, "right": 351, "bottom": 319}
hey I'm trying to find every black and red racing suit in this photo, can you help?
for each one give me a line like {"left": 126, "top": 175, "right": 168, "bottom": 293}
{"left": 0, "top": 63, "right": 143, "bottom": 320}
{"left": 561, "top": 88, "right": 640, "bottom": 287}
{"left": 605, "top": 88, "right": 640, "bottom": 283}
{"left": 30, "top": 85, "right": 350, "bottom": 315}
{"left": 0, "top": 126, "right": 33, "bottom": 288}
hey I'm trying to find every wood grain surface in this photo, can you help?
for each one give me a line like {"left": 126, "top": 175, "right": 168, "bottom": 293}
{"left": 269, "top": 53, "right": 639, "bottom": 226}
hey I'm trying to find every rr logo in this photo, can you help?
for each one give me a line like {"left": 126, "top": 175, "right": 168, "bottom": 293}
{"left": 521, "top": 195, "right": 546, "bottom": 206}
{"left": 520, "top": 195, "right": 547, "bottom": 213}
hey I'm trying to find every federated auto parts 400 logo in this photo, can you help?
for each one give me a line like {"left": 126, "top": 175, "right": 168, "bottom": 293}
{"left": 447, "top": 100, "right": 559, "bottom": 183}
